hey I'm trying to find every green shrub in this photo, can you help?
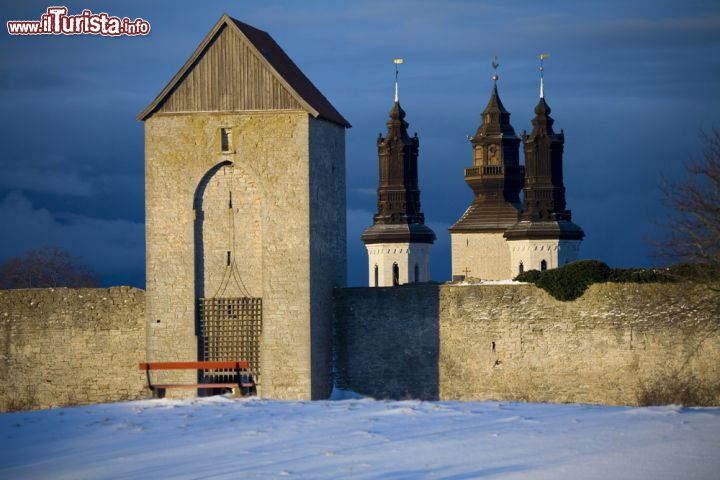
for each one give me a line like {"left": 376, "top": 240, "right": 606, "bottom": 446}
{"left": 534, "top": 260, "right": 611, "bottom": 301}
{"left": 514, "top": 269, "right": 541, "bottom": 283}
{"left": 608, "top": 268, "right": 670, "bottom": 283}
{"left": 514, "top": 260, "right": 715, "bottom": 301}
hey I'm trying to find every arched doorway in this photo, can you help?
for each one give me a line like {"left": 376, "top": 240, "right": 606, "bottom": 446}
{"left": 193, "top": 161, "right": 263, "bottom": 388}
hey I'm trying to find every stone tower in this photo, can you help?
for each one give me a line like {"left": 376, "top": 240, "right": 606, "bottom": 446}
{"left": 449, "top": 61, "right": 524, "bottom": 280}
{"left": 138, "top": 15, "right": 350, "bottom": 400}
{"left": 504, "top": 61, "right": 583, "bottom": 275}
{"left": 361, "top": 66, "right": 435, "bottom": 287}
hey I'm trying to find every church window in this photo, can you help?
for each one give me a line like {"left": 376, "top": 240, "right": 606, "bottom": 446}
{"left": 392, "top": 263, "right": 399, "bottom": 286}
{"left": 519, "top": 262, "right": 524, "bottom": 274}
{"left": 414, "top": 264, "right": 419, "bottom": 283}
{"left": 374, "top": 265, "right": 379, "bottom": 287}
{"left": 541, "top": 260, "right": 547, "bottom": 271}
{"left": 220, "top": 127, "right": 232, "bottom": 153}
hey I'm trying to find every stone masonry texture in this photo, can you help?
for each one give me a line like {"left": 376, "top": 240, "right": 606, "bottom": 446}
{"left": 2, "top": 281, "right": 717, "bottom": 411}
{"left": 145, "top": 112, "right": 345, "bottom": 400}
{"left": 309, "top": 117, "right": 347, "bottom": 399}
{"left": 335, "top": 282, "right": 720, "bottom": 406}
{"left": 334, "top": 285, "right": 440, "bottom": 400}
{"left": 451, "top": 232, "right": 511, "bottom": 280}
{"left": 0, "top": 287, "right": 146, "bottom": 412}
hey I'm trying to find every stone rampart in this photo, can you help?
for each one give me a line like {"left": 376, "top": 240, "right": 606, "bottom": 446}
{"left": 335, "top": 282, "right": 720, "bottom": 405}
{"left": 0, "top": 287, "right": 146, "bottom": 412}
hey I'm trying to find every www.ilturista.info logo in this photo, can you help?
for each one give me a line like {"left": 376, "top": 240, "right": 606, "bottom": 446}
{"left": 7, "top": 6, "right": 150, "bottom": 36}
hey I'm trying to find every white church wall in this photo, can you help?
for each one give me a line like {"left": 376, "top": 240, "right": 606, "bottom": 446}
{"left": 507, "top": 238, "right": 582, "bottom": 277}
{"left": 366, "top": 242, "right": 431, "bottom": 287}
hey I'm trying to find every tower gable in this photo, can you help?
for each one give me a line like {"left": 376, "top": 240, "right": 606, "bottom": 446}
{"left": 137, "top": 15, "right": 350, "bottom": 127}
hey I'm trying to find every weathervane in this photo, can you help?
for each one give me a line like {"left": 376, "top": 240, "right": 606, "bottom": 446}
{"left": 492, "top": 55, "right": 499, "bottom": 84}
{"left": 538, "top": 53, "right": 549, "bottom": 98}
{"left": 394, "top": 58, "right": 403, "bottom": 102}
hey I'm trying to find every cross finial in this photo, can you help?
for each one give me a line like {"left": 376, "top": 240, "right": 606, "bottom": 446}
{"left": 491, "top": 55, "right": 499, "bottom": 84}
{"left": 393, "top": 58, "right": 403, "bottom": 102}
{"left": 538, "top": 53, "right": 549, "bottom": 98}
{"left": 462, "top": 267, "right": 471, "bottom": 277}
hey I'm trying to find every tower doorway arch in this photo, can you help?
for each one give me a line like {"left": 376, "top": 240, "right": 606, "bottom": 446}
{"left": 193, "top": 161, "right": 263, "bottom": 387}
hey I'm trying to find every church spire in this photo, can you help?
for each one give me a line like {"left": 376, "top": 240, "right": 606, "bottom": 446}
{"left": 517, "top": 56, "right": 568, "bottom": 222}
{"left": 449, "top": 56, "right": 523, "bottom": 235}
{"left": 361, "top": 59, "right": 435, "bottom": 286}
{"left": 361, "top": 58, "right": 435, "bottom": 243}
{"left": 394, "top": 58, "right": 402, "bottom": 102}
{"left": 503, "top": 56, "right": 584, "bottom": 276}
{"left": 504, "top": 55, "right": 584, "bottom": 241}
{"left": 538, "top": 53, "right": 548, "bottom": 98}
{"left": 492, "top": 55, "right": 499, "bottom": 85}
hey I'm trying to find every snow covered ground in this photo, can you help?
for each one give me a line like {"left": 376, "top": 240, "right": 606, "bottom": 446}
{"left": 1, "top": 393, "right": 719, "bottom": 479}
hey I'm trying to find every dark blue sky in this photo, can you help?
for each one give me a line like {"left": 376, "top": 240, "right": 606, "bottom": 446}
{"left": 1, "top": 0, "right": 719, "bottom": 287}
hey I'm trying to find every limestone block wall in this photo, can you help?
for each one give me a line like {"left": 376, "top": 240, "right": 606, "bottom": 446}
{"left": 0, "top": 287, "right": 147, "bottom": 412}
{"left": 146, "top": 111, "right": 344, "bottom": 400}
{"left": 334, "top": 285, "right": 440, "bottom": 399}
{"left": 335, "top": 282, "right": 720, "bottom": 405}
{"left": 309, "top": 117, "right": 346, "bottom": 399}
{"left": 451, "top": 232, "right": 511, "bottom": 280}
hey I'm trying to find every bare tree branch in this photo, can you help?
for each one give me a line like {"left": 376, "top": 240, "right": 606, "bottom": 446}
{"left": 656, "top": 128, "right": 720, "bottom": 287}
{"left": 0, "top": 246, "right": 100, "bottom": 289}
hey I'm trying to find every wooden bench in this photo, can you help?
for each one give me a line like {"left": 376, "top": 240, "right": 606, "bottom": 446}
{"left": 138, "top": 361, "right": 256, "bottom": 397}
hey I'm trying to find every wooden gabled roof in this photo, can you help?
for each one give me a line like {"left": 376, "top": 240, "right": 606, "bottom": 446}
{"left": 137, "top": 14, "right": 350, "bottom": 127}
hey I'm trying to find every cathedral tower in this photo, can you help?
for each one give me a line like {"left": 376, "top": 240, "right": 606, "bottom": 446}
{"left": 504, "top": 55, "right": 584, "bottom": 275}
{"left": 361, "top": 60, "right": 435, "bottom": 286}
{"left": 449, "top": 58, "right": 524, "bottom": 280}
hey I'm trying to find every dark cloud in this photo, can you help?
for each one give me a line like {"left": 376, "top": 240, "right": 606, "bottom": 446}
{"left": 0, "top": 68, "right": 76, "bottom": 90}
{"left": 0, "top": 192, "right": 144, "bottom": 286}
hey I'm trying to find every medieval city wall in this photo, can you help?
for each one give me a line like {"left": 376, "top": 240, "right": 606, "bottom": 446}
{"left": 0, "top": 287, "right": 147, "bottom": 412}
{"left": 3, "top": 282, "right": 718, "bottom": 412}
{"left": 335, "top": 282, "right": 720, "bottom": 406}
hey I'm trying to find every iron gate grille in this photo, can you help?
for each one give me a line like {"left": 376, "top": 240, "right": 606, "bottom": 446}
{"left": 198, "top": 297, "right": 262, "bottom": 384}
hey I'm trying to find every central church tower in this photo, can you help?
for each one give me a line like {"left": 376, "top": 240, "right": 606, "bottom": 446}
{"left": 449, "top": 59, "right": 524, "bottom": 280}
{"left": 361, "top": 60, "right": 435, "bottom": 286}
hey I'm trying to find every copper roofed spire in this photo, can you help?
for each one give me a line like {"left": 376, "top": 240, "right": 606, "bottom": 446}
{"left": 504, "top": 55, "right": 584, "bottom": 241}
{"left": 361, "top": 60, "right": 435, "bottom": 245}
{"left": 449, "top": 57, "right": 524, "bottom": 233}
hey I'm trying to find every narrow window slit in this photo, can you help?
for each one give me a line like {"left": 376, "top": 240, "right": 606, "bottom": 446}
{"left": 221, "top": 128, "right": 232, "bottom": 153}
